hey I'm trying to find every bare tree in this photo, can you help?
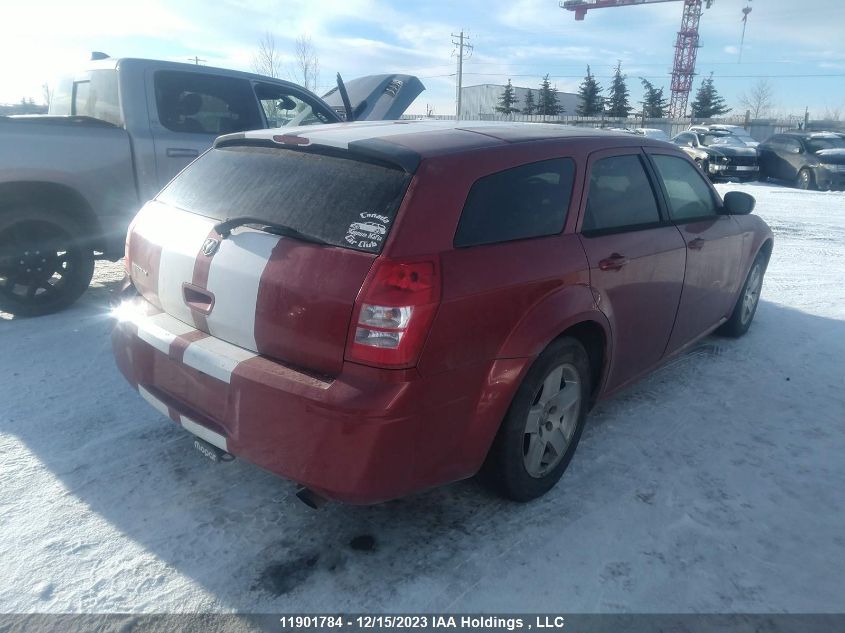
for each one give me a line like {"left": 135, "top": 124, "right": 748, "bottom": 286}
{"left": 41, "top": 82, "right": 53, "bottom": 109}
{"left": 292, "top": 35, "right": 319, "bottom": 92}
{"left": 252, "top": 32, "right": 282, "bottom": 78}
{"left": 738, "top": 78, "right": 775, "bottom": 119}
{"left": 822, "top": 105, "right": 842, "bottom": 122}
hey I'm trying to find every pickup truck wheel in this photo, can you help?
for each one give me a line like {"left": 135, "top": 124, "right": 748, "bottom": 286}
{"left": 0, "top": 210, "right": 95, "bottom": 317}
{"left": 481, "top": 337, "right": 591, "bottom": 501}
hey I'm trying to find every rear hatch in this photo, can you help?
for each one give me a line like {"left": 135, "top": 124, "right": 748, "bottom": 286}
{"left": 127, "top": 142, "right": 412, "bottom": 376}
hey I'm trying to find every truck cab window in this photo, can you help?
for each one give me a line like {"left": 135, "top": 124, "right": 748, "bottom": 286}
{"left": 63, "top": 70, "right": 122, "bottom": 127}
{"left": 154, "top": 71, "right": 262, "bottom": 135}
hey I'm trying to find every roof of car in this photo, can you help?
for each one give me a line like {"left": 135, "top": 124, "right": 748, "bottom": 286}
{"left": 218, "top": 120, "right": 661, "bottom": 170}
{"left": 780, "top": 130, "right": 841, "bottom": 139}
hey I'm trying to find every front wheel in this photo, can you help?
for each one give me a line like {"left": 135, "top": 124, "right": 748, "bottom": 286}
{"left": 481, "top": 337, "right": 591, "bottom": 501}
{"left": 796, "top": 168, "right": 814, "bottom": 190}
{"left": 717, "top": 253, "right": 767, "bottom": 338}
{"left": 0, "top": 209, "right": 95, "bottom": 317}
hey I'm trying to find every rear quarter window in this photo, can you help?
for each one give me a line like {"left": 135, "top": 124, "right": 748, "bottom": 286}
{"left": 156, "top": 145, "right": 412, "bottom": 253}
{"left": 454, "top": 158, "right": 576, "bottom": 248}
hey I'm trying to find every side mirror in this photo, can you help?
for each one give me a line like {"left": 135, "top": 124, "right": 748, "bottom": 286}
{"left": 276, "top": 96, "right": 297, "bottom": 111}
{"left": 723, "top": 191, "right": 756, "bottom": 215}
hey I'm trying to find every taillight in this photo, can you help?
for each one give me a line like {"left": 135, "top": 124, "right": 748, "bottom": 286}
{"left": 345, "top": 258, "right": 441, "bottom": 369}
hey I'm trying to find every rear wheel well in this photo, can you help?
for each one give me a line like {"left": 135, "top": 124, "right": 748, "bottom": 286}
{"left": 0, "top": 182, "right": 101, "bottom": 250}
{"left": 555, "top": 321, "right": 606, "bottom": 401}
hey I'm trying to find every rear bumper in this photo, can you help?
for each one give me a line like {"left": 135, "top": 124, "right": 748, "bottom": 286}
{"left": 111, "top": 299, "right": 528, "bottom": 504}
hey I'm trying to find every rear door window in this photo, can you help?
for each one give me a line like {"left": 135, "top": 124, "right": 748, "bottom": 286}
{"left": 582, "top": 155, "right": 662, "bottom": 233}
{"left": 154, "top": 71, "right": 262, "bottom": 135}
{"left": 454, "top": 158, "right": 575, "bottom": 247}
{"left": 156, "top": 145, "right": 411, "bottom": 253}
{"left": 651, "top": 155, "right": 718, "bottom": 221}
{"left": 66, "top": 70, "right": 122, "bottom": 126}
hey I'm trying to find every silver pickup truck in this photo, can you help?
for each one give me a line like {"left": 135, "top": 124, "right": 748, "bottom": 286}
{"left": 0, "top": 55, "right": 422, "bottom": 316}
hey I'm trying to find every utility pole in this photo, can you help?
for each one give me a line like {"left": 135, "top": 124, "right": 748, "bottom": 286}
{"left": 188, "top": 56, "right": 206, "bottom": 66}
{"left": 451, "top": 31, "right": 472, "bottom": 120}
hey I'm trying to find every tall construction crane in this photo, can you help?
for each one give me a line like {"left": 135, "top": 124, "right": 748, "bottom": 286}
{"left": 561, "top": 0, "right": 715, "bottom": 118}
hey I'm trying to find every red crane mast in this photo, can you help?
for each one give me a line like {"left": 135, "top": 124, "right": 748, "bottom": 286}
{"left": 561, "top": 0, "right": 714, "bottom": 118}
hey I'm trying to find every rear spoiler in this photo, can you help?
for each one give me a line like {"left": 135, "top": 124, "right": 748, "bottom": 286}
{"left": 213, "top": 133, "right": 421, "bottom": 174}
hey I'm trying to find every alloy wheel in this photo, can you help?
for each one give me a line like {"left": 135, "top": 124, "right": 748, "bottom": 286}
{"left": 522, "top": 363, "right": 582, "bottom": 478}
{"left": 741, "top": 263, "right": 763, "bottom": 325}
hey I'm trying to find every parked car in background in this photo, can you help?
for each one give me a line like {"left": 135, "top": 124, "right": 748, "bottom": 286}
{"left": 0, "top": 55, "right": 423, "bottom": 317}
{"left": 757, "top": 131, "right": 845, "bottom": 190}
{"left": 672, "top": 130, "right": 759, "bottom": 181}
{"left": 690, "top": 124, "right": 759, "bottom": 148}
{"left": 633, "top": 128, "right": 670, "bottom": 141}
{"left": 112, "top": 121, "right": 773, "bottom": 505}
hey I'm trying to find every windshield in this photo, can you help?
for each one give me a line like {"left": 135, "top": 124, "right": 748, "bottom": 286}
{"left": 639, "top": 129, "right": 669, "bottom": 140}
{"left": 732, "top": 132, "right": 756, "bottom": 143}
{"left": 156, "top": 145, "right": 411, "bottom": 253}
{"left": 701, "top": 134, "right": 743, "bottom": 147}
{"left": 807, "top": 137, "right": 845, "bottom": 152}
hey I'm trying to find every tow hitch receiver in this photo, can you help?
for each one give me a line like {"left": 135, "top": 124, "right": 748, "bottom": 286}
{"left": 193, "top": 437, "right": 234, "bottom": 463}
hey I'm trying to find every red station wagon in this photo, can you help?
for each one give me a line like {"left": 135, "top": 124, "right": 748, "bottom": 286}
{"left": 111, "top": 121, "right": 773, "bottom": 505}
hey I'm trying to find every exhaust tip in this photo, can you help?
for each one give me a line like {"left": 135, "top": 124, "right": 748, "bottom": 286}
{"left": 296, "top": 487, "right": 328, "bottom": 510}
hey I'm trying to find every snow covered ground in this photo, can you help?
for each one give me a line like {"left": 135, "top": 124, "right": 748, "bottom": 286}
{"left": 0, "top": 182, "right": 843, "bottom": 614}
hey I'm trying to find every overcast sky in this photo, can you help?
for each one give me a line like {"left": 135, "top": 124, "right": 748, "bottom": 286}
{"left": 3, "top": 0, "right": 844, "bottom": 117}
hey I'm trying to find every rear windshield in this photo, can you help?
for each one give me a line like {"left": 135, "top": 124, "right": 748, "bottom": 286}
{"left": 156, "top": 145, "right": 412, "bottom": 253}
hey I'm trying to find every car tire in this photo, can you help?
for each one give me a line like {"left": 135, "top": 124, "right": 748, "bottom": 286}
{"left": 0, "top": 208, "right": 95, "bottom": 317}
{"left": 717, "top": 252, "right": 767, "bottom": 338}
{"left": 481, "top": 336, "right": 591, "bottom": 501}
{"left": 796, "top": 168, "right": 814, "bottom": 190}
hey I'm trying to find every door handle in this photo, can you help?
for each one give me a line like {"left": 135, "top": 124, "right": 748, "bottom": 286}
{"left": 166, "top": 147, "right": 200, "bottom": 158}
{"left": 598, "top": 253, "right": 628, "bottom": 271}
{"left": 182, "top": 283, "right": 215, "bottom": 315}
{"left": 688, "top": 237, "right": 706, "bottom": 250}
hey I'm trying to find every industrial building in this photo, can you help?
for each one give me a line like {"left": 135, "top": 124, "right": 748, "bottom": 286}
{"left": 459, "top": 84, "right": 581, "bottom": 119}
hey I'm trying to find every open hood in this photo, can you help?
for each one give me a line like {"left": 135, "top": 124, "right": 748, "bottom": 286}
{"left": 322, "top": 74, "right": 424, "bottom": 121}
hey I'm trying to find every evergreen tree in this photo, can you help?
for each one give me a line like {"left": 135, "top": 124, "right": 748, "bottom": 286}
{"left": 576, "top": 65, "right": 603, "bottom": 116}
{"left": 522, "top": 89, "right": 536, "bottom": 115}
{"left": 639, "top": 78, "right": 669, "bottom": 118}
{"left": 606, "top": 61, "right": 632, "bottom": 118}
{"left": 495, "top": 79, "right": 520, "bottom": 115}
{"left": 690, "top": 73, "right": 731, "bottom": 119}
{"left": 538, "top": 74, "right": 562, "bottom": 116}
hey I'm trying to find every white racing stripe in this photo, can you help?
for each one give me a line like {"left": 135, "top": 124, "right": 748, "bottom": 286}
{"left": 135, "top": 312, "right": 199, "bottom": 355}
{"left": 181, "top": 416, "right": 228, "bottom": 452}
{"left": 133, "top": 201, "right": 216, "bottom": 327}
{"left": 204, "top": 229, "right": 279, "bottom": 353}
{"left": 182, "top": 336, "right": 256, "bottom": 384}
{"left": 139, "top": 386, "right": 171, "bottom": 418}
{"left": 138, "top": 386, "right": 229, "bottom": 452}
